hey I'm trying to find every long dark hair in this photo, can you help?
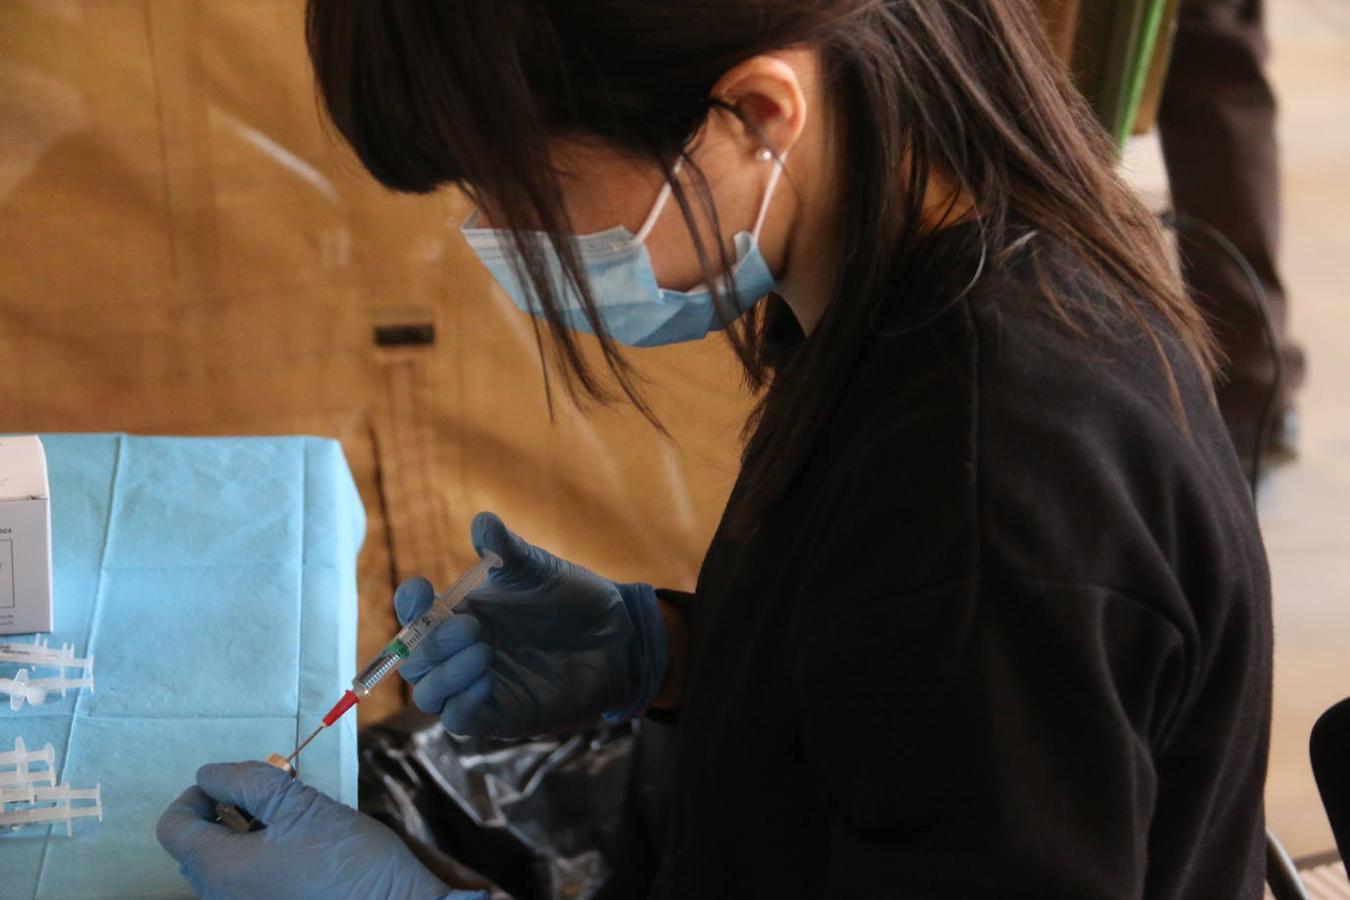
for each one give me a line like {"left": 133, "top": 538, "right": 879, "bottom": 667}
{"left": 306, "top": 0, "right": 1214, "bottom": 523}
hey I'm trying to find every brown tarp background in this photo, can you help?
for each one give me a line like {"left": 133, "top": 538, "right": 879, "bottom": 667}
{"left": 0, "top": 1, "right": 1138, "bottom": 723}
{"left": 0, "top": 0, "right": 752, "bottom": 722}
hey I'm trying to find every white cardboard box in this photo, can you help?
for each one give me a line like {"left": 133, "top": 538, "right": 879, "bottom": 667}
{"left": 0, "top": 435, "right": 52, "bottom": 634}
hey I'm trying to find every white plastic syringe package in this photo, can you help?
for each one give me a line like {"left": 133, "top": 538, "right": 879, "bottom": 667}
{"left": 0, "top": 435, "right": 52, "bottom": 634}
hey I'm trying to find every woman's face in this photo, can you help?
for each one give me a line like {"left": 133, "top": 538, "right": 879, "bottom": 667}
{"left": 479, "top": 51, "right": 818, "bottom": 296}
{"left": 546, "top": 132, "right": 781, "bottom": 293}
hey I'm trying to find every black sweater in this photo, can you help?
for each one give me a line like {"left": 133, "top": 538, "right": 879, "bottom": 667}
{"left": 649, "top": 232, "right": 1272, "bottom": 898}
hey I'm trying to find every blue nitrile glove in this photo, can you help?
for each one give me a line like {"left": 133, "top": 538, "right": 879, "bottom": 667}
{"left": 156, "top": 761, "right": 485, "bottom": 900}
{"left": 394, "top": 511, "right": 669, "bottom": 739}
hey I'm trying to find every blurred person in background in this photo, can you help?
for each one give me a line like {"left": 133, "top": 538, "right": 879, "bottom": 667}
{"left": 1160, "top": 0, "right": 1305, "bottom": 476}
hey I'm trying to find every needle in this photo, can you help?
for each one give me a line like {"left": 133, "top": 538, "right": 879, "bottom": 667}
{"left": 285, "top": 689, "right": 362, "bottom": 765}
{"left": 286, "top": 723, "right": 325, "bottom": 765}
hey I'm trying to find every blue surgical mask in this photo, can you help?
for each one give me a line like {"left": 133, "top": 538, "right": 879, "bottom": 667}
{"left": 461, "top": 154, "right": 786, "bottom": 347}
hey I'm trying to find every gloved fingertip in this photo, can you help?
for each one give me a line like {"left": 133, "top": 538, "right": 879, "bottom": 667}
{"left": 411, "top": 643, "right": 493, "bottom": 715}
{"left": 469, "top": 509, "right": 499, "bottom": 539}
{"left": 471, "top": 512, "right": 530, "bottom": 565}
{"left": 196, "top": 761, "right": 290, "bottom": 812}
{"left": 194, "top": 761, "right": 231, "bottom": 790}
{"left": 156, "top": 786, "right": 219, "bottom": 861}
{"left": 439, "top": 673, "right": 495, "bottom": 735}
{"left": 471, "top": 512, "right": 545, "bottom": 586}
{"left": 393, "top": 576, "right": 436, "bottom": 625}
{"left": 437, "top": 611, "right": 481, "bottom": 648}
{"left": 469, "top": 511, "right": 507, "bottom": 556}
{"left": 400, "top": 614, "right": 481, "bottom": 684}
{"left": 410, "top": 682, "right": 442, "bottom": 715}
{"left": 168, "top": 783, "right": 217, "bottom": 819}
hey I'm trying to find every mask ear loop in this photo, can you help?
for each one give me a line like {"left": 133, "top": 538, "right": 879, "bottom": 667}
{"left": 750, "top": 151, "right": 788, "bottom": 242}
{"left": 634, "top": 158, "right": 684, "bottom": 244}
{"left": 635, "top": 150, "right": 786, "bottom": 246}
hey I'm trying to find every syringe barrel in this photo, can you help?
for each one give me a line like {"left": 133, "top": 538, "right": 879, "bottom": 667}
{"left": 352, "top": 649, "right": 404, "bottom": 695}
{"left": 395, "top": 552, "right": 502, "bottom": 656}
{"left": 348, "top": 553, "right": 502, "bottom": 696}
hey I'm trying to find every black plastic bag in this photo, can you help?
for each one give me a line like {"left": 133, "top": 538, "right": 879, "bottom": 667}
{"left": 359, "top": 709, "right": 675, "bottom": 900}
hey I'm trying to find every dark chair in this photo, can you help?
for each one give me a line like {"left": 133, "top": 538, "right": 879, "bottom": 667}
{"left": 1270, "top": 694, "right": 1350, "bottom": 899}
{"left": 1267, "top": 828, "right": 1310, "bottom": 900}
{"left": 1311, "top": 697, "right": 1350, "bottom": 864}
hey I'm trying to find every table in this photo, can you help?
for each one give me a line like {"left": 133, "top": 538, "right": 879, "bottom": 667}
{"left": 1, "top": 434, "right": 363, "bottom": 897}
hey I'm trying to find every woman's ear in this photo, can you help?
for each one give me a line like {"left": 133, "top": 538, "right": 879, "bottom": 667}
{"left": 710, "top": 50, "right": 812, "bottom": 158}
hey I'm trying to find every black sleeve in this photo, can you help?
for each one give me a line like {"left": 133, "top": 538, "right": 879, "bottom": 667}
{"left": 644, "top": 589, "right": 695, "bottom": 727}
{"left": 653, "top": 588, "right": 695, "bottom": 626}
{"left": 791, "top": 568, "right": 1187, "bottom": 896}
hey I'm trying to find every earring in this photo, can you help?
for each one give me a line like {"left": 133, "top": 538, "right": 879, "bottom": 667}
{"left": 755, "top": 147, "right": 774, "bottom": 163}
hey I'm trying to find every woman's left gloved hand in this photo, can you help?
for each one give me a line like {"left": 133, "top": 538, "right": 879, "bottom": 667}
{"left": 156, "top": 761, "right": 485, "bottom": 900}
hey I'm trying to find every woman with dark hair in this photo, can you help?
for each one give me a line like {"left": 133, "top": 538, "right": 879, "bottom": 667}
{"left": 157, "top": 2, "right": 1272, "bottom": 897}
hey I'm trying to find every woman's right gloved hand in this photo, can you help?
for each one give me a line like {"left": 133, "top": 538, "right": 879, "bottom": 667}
{"left": 395, "top": 512, "right": 669, "bottom": 739}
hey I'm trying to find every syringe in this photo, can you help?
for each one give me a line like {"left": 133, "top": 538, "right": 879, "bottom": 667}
{"left": 215, "top": 552, "right": 504, "bottom": 834}
{"left": 287, "top": 551, "right": 503, "bottom": 763}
